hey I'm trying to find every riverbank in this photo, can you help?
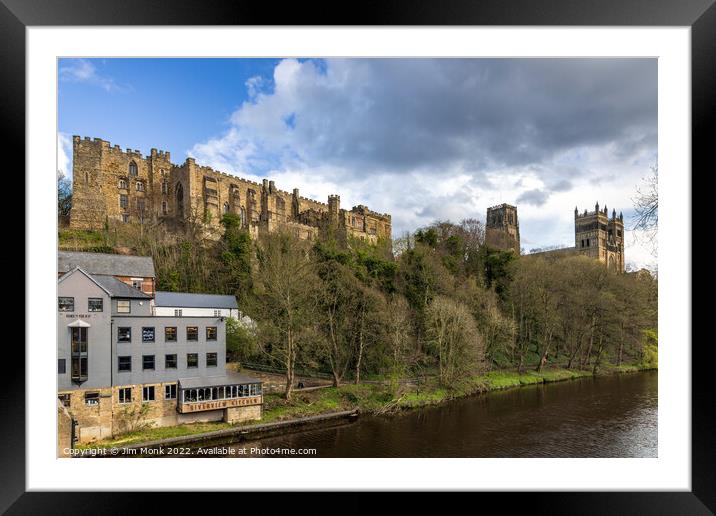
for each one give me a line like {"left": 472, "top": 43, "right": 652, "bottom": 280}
{"left": 75, "top": 363, "right": 654, "bottom": 451}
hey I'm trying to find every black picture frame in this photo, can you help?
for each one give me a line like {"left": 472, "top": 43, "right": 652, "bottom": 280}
{"left": 6, "top": 0, "right": 709, "bottom": 512}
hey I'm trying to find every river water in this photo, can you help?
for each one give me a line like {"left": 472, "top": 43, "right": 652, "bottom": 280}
{"left": 204, "top": 370, "right": 657, "bottom": 458}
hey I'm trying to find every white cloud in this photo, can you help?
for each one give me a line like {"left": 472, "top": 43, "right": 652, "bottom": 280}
{"left": 59, "top": 59, "right": 128, "bottom": 93}
{"left": 57, "top": 132, "right": 72, "bottom": 180}
{"left": 188, "top": 58, "right": 657, "bottom": 270}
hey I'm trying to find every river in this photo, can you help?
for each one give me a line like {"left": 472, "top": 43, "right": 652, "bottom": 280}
{"left": 200, "top": 370, "right": 657, "bottom": 458}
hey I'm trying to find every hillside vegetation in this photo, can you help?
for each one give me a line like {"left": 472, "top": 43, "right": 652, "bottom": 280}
{"left": 59, "top": 214, "right": 657, "bottom": 400}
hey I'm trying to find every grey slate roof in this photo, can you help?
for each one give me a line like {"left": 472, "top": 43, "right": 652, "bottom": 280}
{"left": 178, "top": 371, "right": 261, "bottom": 389}
{"left": 155, "top": 291, "right": 238, "bottom": 309}
{"left": 91, "top": 274, "right": 152, "bottom": 299}
{"left": 58, "top": 251, "right": 155, "bottom": 278}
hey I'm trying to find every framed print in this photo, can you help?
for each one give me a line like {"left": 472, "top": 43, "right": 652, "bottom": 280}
{"left": 6, "top": 0, "right": 710, "bottom": 511}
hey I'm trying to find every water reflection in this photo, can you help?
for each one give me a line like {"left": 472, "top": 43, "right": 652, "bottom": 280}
{"left": 202, "top": 371, "right": 657, "bottom": 458}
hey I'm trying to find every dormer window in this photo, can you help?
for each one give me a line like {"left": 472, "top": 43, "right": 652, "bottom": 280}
{"left": 129, "top": 161, "right": 138, "bottom": 176}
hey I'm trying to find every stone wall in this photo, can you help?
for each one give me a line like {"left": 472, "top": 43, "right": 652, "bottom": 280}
{"left": 70, "top": 136, "right": 392, "bottom": 244}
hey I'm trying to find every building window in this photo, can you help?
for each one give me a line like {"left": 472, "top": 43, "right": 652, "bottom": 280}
{"left": 162, "top": 201, "right": 168, "bottom": 215}
{"left": 586, "top": 238, "right": 590, "bottom": 247}
{"left": 88, "top": 298, "right": 103, "bottom": 312}
{"left": 71, "top": 327, "right": 87, "bottom": 353}
{"left": 84, "top": 392, "right": 99, "bottom": 406}
{"left": 142, "top": 386, "right": 155, "bottom": 402}
{"left": 131, "top": 279, "right": 142, "bottom": 290}
{"left": 165, "top": 327, "right": 177, "bottom": 342}
{"left": 117, "top": 327, "right": 131, "bottom": 342}
{"left": 119, "top": 194, "right": 129, "bottom": 210}
{"left": 143, "top": 355, "right": 155, "bottom": 371}
{"left": 161, "top": 181, "right": 168, "bottom": 194}
{"left": 118, "top": 387, "right": 132, "bottom": 404}
{"left": 136, "top": 181, "right": 145, "bottom": 192}
{"left": 118, "top": 356, "right": 132, "bottom": 372}
{"left": 129, "top": 161, "right": 138, "bottom": 176}
{"left": 58, "top": 394, "right": 71, "bottom": 407}
{"left": 206, "top": 352, "right": 218, "bottom": 367}
{"left": 174, "top": 309, "right": 183, "bottom": 317}
{"left": 213, "top": 309, "right": 221, "bottom": 317}
{"left": 118, "top": 179, "right": 128, "bottom": 189}
{"left": 58, "top": 297, "right": 74, "bottom": 312}
{"left": 165, "top": 384, "right": 177, "bottom": 400}
{"left": 117, "top": 300, "right": 131, "bottom": 313}
{"left": 142, "top": 327, "right": 155, "bottom": 342}
{"left": 165, "top": 354, "right": 177, "bottom": 369}
{"left": 223, "top": 202, "right": 230, "bottom": 214}
{"left": 187, "top": 353, "right": 198, "bottom": 368}
{"left": 206, "top": 327, "right": 217, "bottom": 341}
{"left": 186, "top": 326, "right": 198, "bottom": 341}
{"left": 137, "top": 198, "right": 146, "bottom": 214}
{"left": 122, "top": 214, "right": 130, "bottom": 223}
{"left": 617, "top": 229, "right": 622, "bottom": 237}
{"left": 58, "top": 359, "right": 66, "bottom": 374}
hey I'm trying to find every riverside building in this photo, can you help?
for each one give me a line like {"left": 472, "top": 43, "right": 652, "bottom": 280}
{"left": 57, "top": 251, "right": 262, "bottom": 444}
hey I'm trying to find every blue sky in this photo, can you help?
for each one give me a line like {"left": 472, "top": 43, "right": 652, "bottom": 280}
{"left": 58, "top": 58, "right": 657, "bottom": 269}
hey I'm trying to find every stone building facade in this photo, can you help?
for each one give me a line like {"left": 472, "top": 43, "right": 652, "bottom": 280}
{"left": 486, "top": 202, "right": 626, "bottom": 272}
{"left": 485, "top": 203, "right": 521, "bottom": 254}
{"left": 69, "top": 136, "right": 392, "bottom": 244}
{"left": 57, "top": 252, "right": 263, "bottom": 447}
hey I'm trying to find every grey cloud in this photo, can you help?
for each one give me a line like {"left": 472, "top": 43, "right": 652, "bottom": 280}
{"left": 517, "top": 189, "right": 550, "bottom": 206}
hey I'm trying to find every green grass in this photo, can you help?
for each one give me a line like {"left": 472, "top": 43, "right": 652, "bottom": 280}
{"left": 58, "top": 229, "right": 113, "bottom": 252}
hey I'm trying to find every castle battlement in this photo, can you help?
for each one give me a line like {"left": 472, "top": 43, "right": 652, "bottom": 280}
{"left": 69, "top": 136, "right": 392, "bottom": 245}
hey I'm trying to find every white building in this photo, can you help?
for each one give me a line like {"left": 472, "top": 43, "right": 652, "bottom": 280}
{"left": 153, "top": 291, "right": 241, "bottom": 319}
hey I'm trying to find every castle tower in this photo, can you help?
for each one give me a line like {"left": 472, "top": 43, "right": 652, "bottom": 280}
{"left": 485, "top": 203, "right": 520, "bottom": 254}
{"left": 574, "top": 203, "right": 625, "bottom": 272}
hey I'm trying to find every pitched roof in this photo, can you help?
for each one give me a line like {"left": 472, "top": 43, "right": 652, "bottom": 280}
{"left": 91, "top": 275, "right": 152, "bottom": 299}
{"left": 58, "top": 251, "right": 155, "bottom": 278}
{"left": 155, "top": 291, "right": 238, "bottom": 309}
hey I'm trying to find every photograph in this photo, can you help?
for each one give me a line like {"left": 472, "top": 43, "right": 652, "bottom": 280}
{"left": 56, "top": 57, "right": 659, "bottom": 459}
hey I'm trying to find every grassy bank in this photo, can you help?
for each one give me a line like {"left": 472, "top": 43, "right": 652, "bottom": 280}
{"left": 76, "top": 364, "right": 654, "bottom": 450}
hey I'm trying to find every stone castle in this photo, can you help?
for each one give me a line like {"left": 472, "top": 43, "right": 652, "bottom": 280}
{"left": 485, "top": 202, "right": 625, "bottom": 272}
{"left": 69, "top": 136, "right": 392, "bottom": 243}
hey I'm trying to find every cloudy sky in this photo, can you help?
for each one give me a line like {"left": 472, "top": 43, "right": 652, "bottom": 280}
{"left": 58, "top": 58, "right": 657, "bottom": 269}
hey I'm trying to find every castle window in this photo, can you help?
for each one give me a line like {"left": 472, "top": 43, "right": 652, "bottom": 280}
{"left": 84, "top": 172, "right": 89, "bottom": 184}
{"left": 162, "top": 201, "right": 168, "bottom": 215}
{"left": 161, "top": 181, "right": 168, "bottom": 194}
{"left": 136, "top": 181, "right": 145, "bottom": 191}
{"left": 129, "top": 161, "right": 138, "bottom": 176}
{"left": 119, "top": 194, "right": 128, "bottom": 210}
{"left": 617, "top": 230, "right": 622, "bottom": 237}
{"left": 122, "top": 214, "right": 129, "bottom": 223}
{"left": 118, "top": 179, "right": 128, "bottom": 189}
{"left": 586, "top": 238, "right": 590, "bottom": 247}
{"left": 223, "top": 202, "right": 230, "bottom": 214}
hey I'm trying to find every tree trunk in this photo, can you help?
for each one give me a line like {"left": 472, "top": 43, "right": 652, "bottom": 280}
{"left": 535, "top": 329, "right": 553, "bottom": 373}
{"left": 354, "top": 306, "right": 365, "bottom": 385}
{"left": 284, "top": 329, "right": 294, "bottom": 400}
{"left": 617, "top": 324, "right": 625, "bottom": 367}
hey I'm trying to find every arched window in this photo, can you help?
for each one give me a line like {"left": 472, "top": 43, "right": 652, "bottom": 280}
{"left": 223, "top": 202, "right": 230, "bottom": 214}
{"left": 240, "top": 207, "right": 246, "bottom": 227}
{"left": 176, "top": 182, "right": 185, "bottom": 219}
{"left": 128, "top": 161, "right": 138, "bottom": 176}
{"left": 84, "top": 171, "right": 89, "bottom": 184}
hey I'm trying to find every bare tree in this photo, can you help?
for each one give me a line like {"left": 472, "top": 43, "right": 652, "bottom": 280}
{"left": 632, "top": 164, "right": 658, "bottom": 256}
{"left": 57, "top": 171, "right": 73, "bottom": 226}
{"left": 253, "top": 230, "right": 317, "bottom": 400}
